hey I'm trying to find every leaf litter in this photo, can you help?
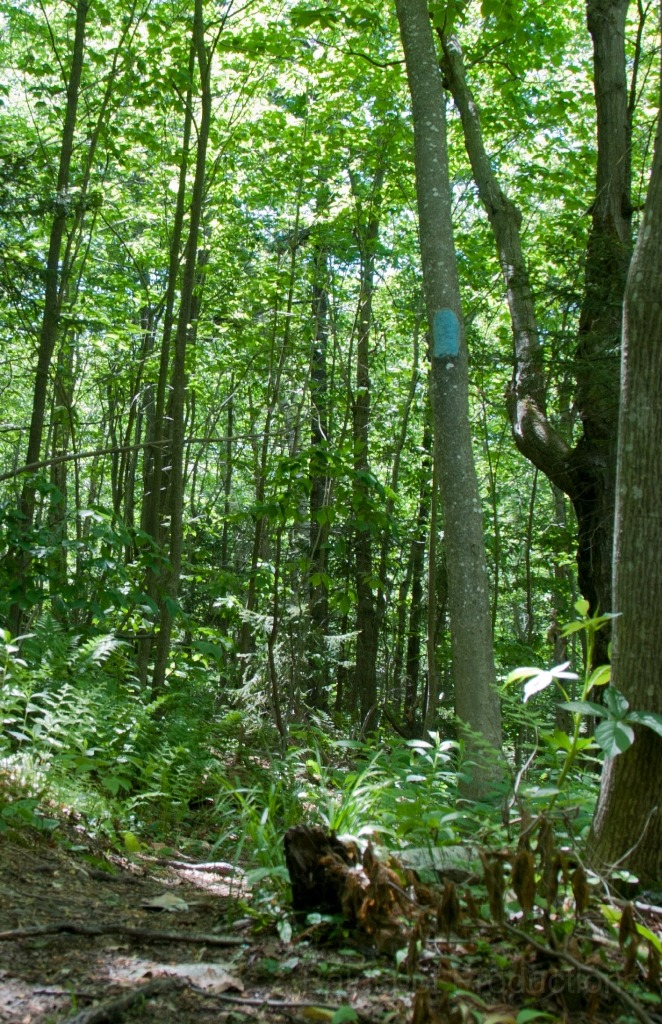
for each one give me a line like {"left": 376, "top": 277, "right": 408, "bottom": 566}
{"left": 0, "top": 814, "right": 661, "bottom": 1024}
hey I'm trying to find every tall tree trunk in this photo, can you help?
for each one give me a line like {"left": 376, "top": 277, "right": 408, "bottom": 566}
{"left": 21, "top": 0, "right": 89, "bottom": 521}
{"left": 152, "top": 0, "right": 211, "bottom": 692}
{"left": 395, "top": 0, "right": 502, "bottom": 788}
{"left": 403, "top": 435, "right": 431, "bottom": 735}
{"left": 440, "top": 1, "right": 632, "bottom": 664}
{"left": 221, "top": 383, "right": 234, "bottom": 572}
{"left": 586, "top": 68, "right": 662, "bottom": 882}
{"left": 308, "top": 244, "right": 330, "bottom": 708}
{"left": 569, "top": 0, "right": 632, "bottom": 662}
{"left": 136, "top": 41, "right": 195, "bottom": 687}
{"left": 424, "top": 456, "right": 441, "bottom": 736}
{"left": 351, "top": 168, "right": 383, "bottom": 731}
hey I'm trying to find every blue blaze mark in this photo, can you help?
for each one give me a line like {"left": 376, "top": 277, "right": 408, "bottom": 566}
{"left": 433, "top": 308, "right": 460, "bottom": 358}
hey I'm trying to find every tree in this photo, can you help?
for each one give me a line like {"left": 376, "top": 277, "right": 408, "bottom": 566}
{"left": 439, "top": 0, "right": 636, "bottom": 662}
{"left": 586, "top": 59, "right": 662, "bottom": 882}
{"left": 395, "top": 0, "right": 502, "bottom": 785}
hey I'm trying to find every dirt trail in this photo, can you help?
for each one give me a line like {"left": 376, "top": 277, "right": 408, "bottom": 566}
{"left": 0, "top": 824, "right": 411, "bottom": 1024}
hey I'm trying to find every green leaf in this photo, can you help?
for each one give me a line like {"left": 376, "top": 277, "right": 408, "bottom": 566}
{"left": 542, "top": 728, "right": 573, "bottom": 751}
{"left": 123, "top": 831, "right": 141, "bottom": 853}
{"left": 604, "top": 687, "right": 629, "bottom": 719}
{"left": 594, "top": 719, "right": 634, "bottom": 757}
{"left": 587, "top": 664, "right": 611, "bottom": 689}
{"left": 331, "top": 1009, "right": 358, "bottom": 1024}
{"left": 636, "top": 923, "right": 662, "bottom": 955}
{"left": 516, "top": 1012, "right": 556, "bottom": 1024}
{"left": 245, "top": 865, "right": 291, "bottom": 886}
{"left": 505, "top": 666, "right": 542, "bottom": 684}
{"left": 626, "top": 710, "right": 662, "bottom": 738}
{"left": 559, "top": 700, "right": 607, "bottom": 717}
{"left": 574, "top": 598, "right": 590, "bottom": 616}
{"left": 560, "top": 620, "right": 589, "bottom": 636}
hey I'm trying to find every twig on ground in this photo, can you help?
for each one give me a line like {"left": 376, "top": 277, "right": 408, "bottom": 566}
{"left": 64, "top": 977, "right": 187, "bottom": 1023}
{"left": 164, "top": 859, "right": 241, "bottom": 875}
{"left": 0, "top": 920, "right": 246, "bottom": 946}
{"left": 504, "top": 922, "right": 654, "bottom": 1024}
{"left": 62, "top": 977, "right": 352, "bottom": 1024}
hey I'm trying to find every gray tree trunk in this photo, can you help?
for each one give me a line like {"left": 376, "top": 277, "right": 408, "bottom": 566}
{"left": 152, "top": 0, "right": 211, "bottom": 692}
{"left": 586, "top": 69, "right": 662, "bottom": 883}
{"left": 395, "top": 0, "right": 502, "bottom": 788}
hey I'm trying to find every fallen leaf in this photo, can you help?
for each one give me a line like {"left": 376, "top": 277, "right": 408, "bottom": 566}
{"left": 142, "top": 893, "right": 189, "bottom": 912}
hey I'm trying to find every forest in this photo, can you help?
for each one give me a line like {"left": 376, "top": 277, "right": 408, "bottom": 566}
{"left": 1, "top": 0, "right": 662, "bottom": 1021}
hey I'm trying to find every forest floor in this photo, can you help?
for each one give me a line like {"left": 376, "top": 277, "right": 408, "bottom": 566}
{"left": 1, "top": 817, "right": 660, "bottom": 1024}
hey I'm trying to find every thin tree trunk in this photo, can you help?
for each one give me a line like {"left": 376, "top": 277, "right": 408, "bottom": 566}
{"left": 351, "top": 168, "right": 383, "bottom": 731}
{"left": 308, "top": 244, "right": 330, "bottom": 708}
{"left": 395, "top": 0, "right": 502, "bottom": 789}
{"left": 392, "top": 552, "right": 414, "bottom": 713}
{"left": 221, "top": 383, "right": 234, "bottom": 572}
{"left": 152, "top": 0, "right": 211, "bottom": 692}
{"left": 403, "top": 433, "right": 431, "bottom": 734}
{"left": 136, "top": 41, "right": 195, "bottom": 687}
{"left": 424, "top": 456, "right": 441, "bottom": 736}
{"left": 267, "top": 527, "right": 287, "bottom": 742}
{"left": 21, "top": 0, "right": 89, "bottom": 521}
{"left": 586, "top": 64, "right": 662, "bottom": 881}
{"left": 524, "top": 469, "right": 538, "bottom": 648}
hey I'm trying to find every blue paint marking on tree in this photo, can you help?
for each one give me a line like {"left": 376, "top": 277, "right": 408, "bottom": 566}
{"left": 433, "top": 308, "right": 460, "bottom": 358}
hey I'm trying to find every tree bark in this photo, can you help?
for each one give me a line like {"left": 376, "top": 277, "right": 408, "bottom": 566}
{"left": 424, "top": 456, "right": 441, "bottom": 736}
{"left": 569, "top": 0, "right": 632, "bottom": 660}
{"left": 586, "top": 69, "right": 662, "bottom": 882}
{"left": 440, "top": 3, "right": 632, "bottom": 664}
{"left": 22, "top": 0, "right": 89, "bottom": 522}
{"left": 152, "top": 0, "right": 211, "bottom": 692}
{"left": 308, "top": 244, "right": 330, "bottom": 708}
{"left": 403, "top": 434, "right": 431, "bottom": 734}
{"left": 351, "top": 169, "right": 383, "bottom": 731}
{"left": 395, "top": 0, "right": 502, "bottom": 786}
{"left": 136, "top": 40, "right": 195, "bottom": 687}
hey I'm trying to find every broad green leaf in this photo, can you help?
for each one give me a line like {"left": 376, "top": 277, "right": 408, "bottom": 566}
{"left": 574, "top": 598, "right": 590, "bottom": 616}
{"left": 604, "top": 687, "right": 629, "bottom": 719}
{"left": 542, "top": 729, "right": 573, "bottom": 751}
{"left": 123, "top": 831, "right": 141, "bottom": 853}
{"left": 594, "top": 719, "right": 634, "bottom": 757}
{"left": 505, "top": 666, "right": 542, "bottom": 684}
{"left": 625, "top": 711, "right": 662, "bottom": 738}
{"left": 560, "top": 620, "right": 589, "bottom": 636}
{"left": 636, "top": 923, "right": 662, "bottom": 955}
{"left": 587, "top": 664, "right": 611, "bottom": 689}
{"left": 331, "top": 1008, "right": 358, "bottom": 1024}
{"left": 559, "top": 700, "right": 607, "bottom": 717}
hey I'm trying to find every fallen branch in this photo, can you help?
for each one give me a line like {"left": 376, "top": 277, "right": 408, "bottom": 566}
{"left": 504, "top": 922, "right": 654, "bottom": 1024}
{"left": 0, "top": 920, "right": 246, "bottom": 947}
{"left": 204, "top": 993, "right": 345, "bottom": 1010}
{"left": 63, "top": 978, "right": 349, "bottom": 1024}
{"left": 163, "top": 859, "right": 240, "bottom": 875}
{"left": 64, "top": 977, "right": 187, "bottom": 1023}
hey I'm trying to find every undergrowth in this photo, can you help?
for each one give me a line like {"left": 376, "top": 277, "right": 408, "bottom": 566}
{"left": 0, "top": 609, "right": 604, "bottom": 888}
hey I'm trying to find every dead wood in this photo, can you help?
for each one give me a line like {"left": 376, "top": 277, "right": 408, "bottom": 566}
{"left": 64, "top": 978, "right": 187, "bottom": 1023}
{"left": 284, "top": 824, "right": 357, "bottom": 913}
{"left": 0, "top": 920, "right": 246, "bottom": 946}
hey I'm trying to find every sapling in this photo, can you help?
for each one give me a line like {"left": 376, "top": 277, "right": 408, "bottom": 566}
{"left": 506, "top": 599, "right": 662, "bottom": 809}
